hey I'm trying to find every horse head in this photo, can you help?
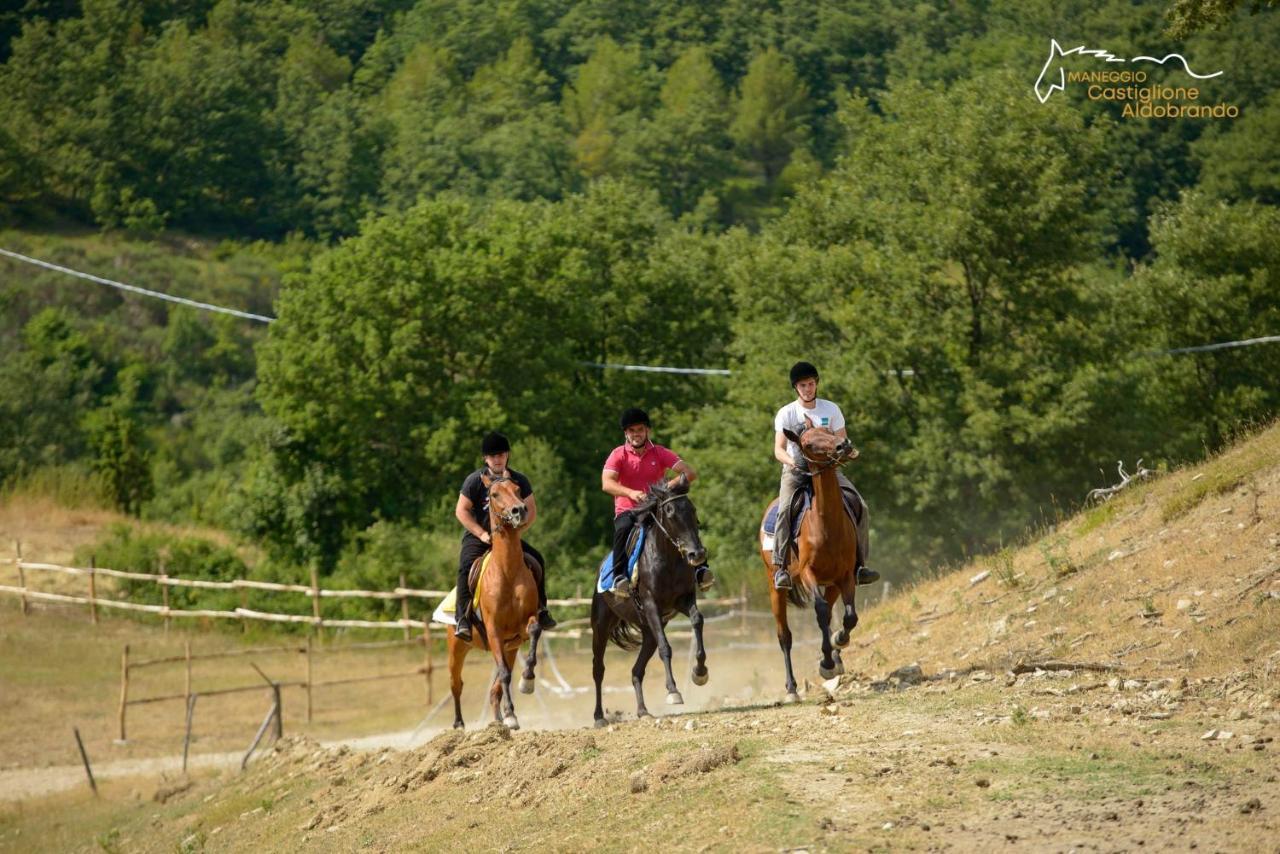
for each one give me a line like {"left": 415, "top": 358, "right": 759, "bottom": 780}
{"left": 636, "top": 474, "right": 707, "bottom": 566}
{"left": 782, "top": 418, "right": 859, "bottom": 469}
{"left": 482, "top": 472, "right": 527, "bottom": 529}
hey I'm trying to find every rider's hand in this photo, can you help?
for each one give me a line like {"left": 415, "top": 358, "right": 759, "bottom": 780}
{"left": 479, "top": 531, "right": 491, "bottom": 545}
{"left": 631, "top": 489, "right": 646, "bottom": 502}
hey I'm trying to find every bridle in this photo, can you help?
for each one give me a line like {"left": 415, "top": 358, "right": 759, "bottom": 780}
{"left": 486, "top": 474, "right": 524, "bottom": 528}
{"left": 638, "top": 492, "right": 697, "bottom": 554}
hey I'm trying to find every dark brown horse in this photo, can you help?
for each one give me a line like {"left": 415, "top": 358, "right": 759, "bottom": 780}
{"left": 446, "top": 473, "right": 543, "bottom": 729}
{"left": 759, "top": 423, "right": 861, "bottom": 702}
{"left": 591, "top": 476, "right": 709, "bottom": 726}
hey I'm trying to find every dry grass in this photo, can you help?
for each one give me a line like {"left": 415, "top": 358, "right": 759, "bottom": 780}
{"left": 1, "top": 426, "right": 1279, "bottom": 851}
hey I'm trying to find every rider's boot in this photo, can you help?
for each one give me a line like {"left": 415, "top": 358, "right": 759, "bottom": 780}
{"left": 772, "top": 550, "right": 793, "bottom": 591}
{"left": 454, "top": 586, "right": 473, "bottom": 642}
{"left": 534, "top": 571, "right": 557, "bottom": 630}
{"left": 857, "top": 565, "right": 881, "bottom": 585}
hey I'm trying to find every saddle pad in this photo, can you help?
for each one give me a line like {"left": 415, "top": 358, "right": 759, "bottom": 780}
{"left": 762, "top": 491, "right": 811, "bottom": 536}
{"left": 596, "top": 527, "right": 646, "bottom": 594}
{"left": 431, "top": 552, "right": 493, "bottom": 627}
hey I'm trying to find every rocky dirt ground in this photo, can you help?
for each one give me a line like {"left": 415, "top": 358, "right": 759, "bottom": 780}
{"left": 1, "top": 425, "right": 1278, "bottom": 852}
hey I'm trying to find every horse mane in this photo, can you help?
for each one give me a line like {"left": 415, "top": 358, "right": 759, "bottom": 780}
{"left": 631, "top": 476, "right": 688, "bottom": 518}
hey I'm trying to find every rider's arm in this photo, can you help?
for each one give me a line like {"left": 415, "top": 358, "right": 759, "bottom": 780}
{"left": 602, "top": 469, "right": 645, "bottom": 503}
{"left": 454, "top": 494, "right": 491, "bottom": 543}
{"left": 668, "top": 458, "right": 697, "bottom": 487}
{"left": 835, "top": 427, "right": 848, "bottom": 442}
{"left": 774, "top": 431, "right": 794, "bottom": 467}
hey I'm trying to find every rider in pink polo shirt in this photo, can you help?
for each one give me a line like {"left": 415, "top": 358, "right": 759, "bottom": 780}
{"left": 601, "top": 407, "right": 712, "bottom": 598}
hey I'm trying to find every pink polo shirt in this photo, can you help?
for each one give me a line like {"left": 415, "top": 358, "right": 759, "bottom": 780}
{"left": 603, "top": 441, "right": 681, "bottom": 516}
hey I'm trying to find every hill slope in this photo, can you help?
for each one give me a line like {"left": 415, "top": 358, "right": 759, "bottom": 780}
{"left": 2, "top": 425, "right": 1278, "bottom": 852}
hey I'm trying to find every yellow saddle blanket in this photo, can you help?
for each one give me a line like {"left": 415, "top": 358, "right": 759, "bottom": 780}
{"left": 437, "top": 552, "right": 492, "bottom": 616}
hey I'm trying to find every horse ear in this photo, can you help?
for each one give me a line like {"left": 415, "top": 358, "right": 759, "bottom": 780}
{"left": 672, "top": 472, "right": 690, "bottom": 494}
{"left": 481, "top": 473, "right": 492, "bottom": 488}
{"left": 803, "top": 414, "right": 815, "bottom": 429}
{"left": 782, "top": 427, "right": 802, "bottom": 445}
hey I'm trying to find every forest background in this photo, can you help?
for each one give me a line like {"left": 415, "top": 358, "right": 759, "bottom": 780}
{"left": 1, "top": 0, "right": 1277, "bottom": 619}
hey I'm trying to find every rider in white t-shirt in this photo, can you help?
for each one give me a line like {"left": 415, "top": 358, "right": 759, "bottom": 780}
{"left": 771, "top": 361, "right": 879, "bottom": 590}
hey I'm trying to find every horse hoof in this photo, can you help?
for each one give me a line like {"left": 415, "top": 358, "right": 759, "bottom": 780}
{"left": 666, "top": 692, "right": 684, "bottom": 705}
{"left": 637, "top": 709, "right": 651, "bottom": 719}
{"left": 690, "top": 668, "right": 709, "bottom": 686}
{"left": 835, "top": 660, "right": 845, "bottom": 676}
{"left": 519, "top": 676, "right": 534, "bottom": 694}
{"left": 783, "top": 692, "right": 801, "bottom": 704}
{"left": 819, "top": 664, "right": 837, "bottom": 680}
{"left": 594, "top": 718, "right": 608, "bottom": 729}
{"left": 503, "top": 716, "right": 520, "bottom": 730}
{"left": 453, "top": 721, "right": 465, "bottom": 730}
{"left": 833, "top": 631, "right": 850, "bottom": 648}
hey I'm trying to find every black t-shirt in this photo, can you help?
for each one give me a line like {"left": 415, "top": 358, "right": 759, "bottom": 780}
{"left": 459, "top": 467, "right": 533, "bottom": 533}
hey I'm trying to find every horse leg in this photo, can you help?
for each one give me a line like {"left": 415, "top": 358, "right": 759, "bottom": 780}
{"left": 520, "top": 621, "right": 542, "bottom": 695}
{"left": 814, "top": 592, "right": 838, "bottom": 679}
{"left": 485, "top": 621, "right": 513, "bottom": 727}
{"left": 500, "top": 646, "right": 520, "bottom": 729}
{"left": 591, "top": 595, "right": 611, "bottom": 728}
{"left": 640, "top": 597, "right": 682, "bottom": 705}
{"left": 631, "top": 631, "right": 659, "bottom": 718}
{"left": 683, "top": 594, "right": 708, "bottom": 686}
{"left": 770, "top": 580, "right": 799, "bottom": 703}
{"left": 447, "top": 629, "right": 469, "bottom": 729}
{"left": 824, "top": 585, "right": 847, "bottom": 675}
{"left": 833, "top": 570, "right": 858, "bottom": 649}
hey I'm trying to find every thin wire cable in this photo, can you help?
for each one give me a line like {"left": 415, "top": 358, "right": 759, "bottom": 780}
{"left": 7, "top": 247, "right": 1276, "bottom": 364}
{"left": 0, "top": 247, "right": 275, "bottom": 323}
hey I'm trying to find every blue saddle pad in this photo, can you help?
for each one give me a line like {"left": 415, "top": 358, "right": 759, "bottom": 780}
{"left": 596, "top": 528, "right": 646, "bottom": 593}
{"left": 763, "top": 489, "right": 811, "bottom": 535}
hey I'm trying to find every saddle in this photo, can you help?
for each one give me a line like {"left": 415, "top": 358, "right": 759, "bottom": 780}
{"left": 763, "top": 484, "right": 864, "bottom": 559}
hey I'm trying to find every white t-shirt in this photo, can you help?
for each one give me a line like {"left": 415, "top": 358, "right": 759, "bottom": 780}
{"left": 774, "top": 398, "right": 845, "bottom": 463}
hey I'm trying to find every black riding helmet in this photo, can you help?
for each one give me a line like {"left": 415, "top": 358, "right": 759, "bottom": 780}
{"left": 619, "top": 407, "right": 651, "bottom": 431}
{"left": 789, "top": 361, "right": 819, "bottom": 388}
{"left": 481, "top": 431, "right": 511, "bottom": 455}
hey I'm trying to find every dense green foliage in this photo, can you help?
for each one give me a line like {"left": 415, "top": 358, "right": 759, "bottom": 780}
{"left": 3, "top": 1, "right": 1279, "bottom": 613}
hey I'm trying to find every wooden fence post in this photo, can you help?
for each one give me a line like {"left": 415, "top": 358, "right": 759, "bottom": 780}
{"left": 184, "top": 640, "right": 192, "bottom": 708}
{"left": 423, "top": 621, "right": 433, "bottom": 704}
{"left": 88, "top": 555, "right": 99, "bottom": 625}
{"left": 305, "top": 634, "right": 313, "bottom": 724}
{"left": 117, "top": 644, "right": 130, "bottom": 743}
{"left": 399, "top": 573, "right": 411, "bottom": 641}
{"left": 740, "top": 581, "right": 748, "bottom": 635}
{"left": 15, "top": 540, "right": 27, "bottom": 616}
{"left": 239, "top": 586, "right": 248, "bottom": 634}
{"left": 160, "top": 560, "right": 170, "bottom": 635}
{"left": 309, "top": 563, "right": 322, "bottom": 633}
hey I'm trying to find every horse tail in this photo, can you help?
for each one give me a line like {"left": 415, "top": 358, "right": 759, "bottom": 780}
{"left": 609, "top": 620, "right": 643, "bottom": 651}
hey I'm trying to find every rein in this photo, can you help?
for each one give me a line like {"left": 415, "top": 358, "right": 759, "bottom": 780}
{"left": 637, "top": 492, "right": 692, "bottom": 551}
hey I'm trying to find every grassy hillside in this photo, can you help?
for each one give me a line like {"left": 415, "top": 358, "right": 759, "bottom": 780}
{"left": 1, "top": 422, "right": 1277, "bottom": 851}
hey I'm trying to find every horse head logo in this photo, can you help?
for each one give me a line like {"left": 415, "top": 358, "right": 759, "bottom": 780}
{"left": 1034, "top": 38, "right": 1223, "bottom": 103}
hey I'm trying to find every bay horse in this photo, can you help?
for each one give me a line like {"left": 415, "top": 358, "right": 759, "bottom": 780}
{"left": 446, "top": 473, "right": 543, "bottom": 730}
{"left": 759, "top": 422, "right": 862, "bottom": 702}
{"left": 591, "top": 475, "right": 709, "bottom": 726}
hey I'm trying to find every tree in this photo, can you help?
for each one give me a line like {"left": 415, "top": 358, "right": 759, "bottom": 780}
{"left": 729, "top": 48, "right": 811, "bottom": 187}
{"left": 90, "top": 410, "right": 154, "bottom": 516}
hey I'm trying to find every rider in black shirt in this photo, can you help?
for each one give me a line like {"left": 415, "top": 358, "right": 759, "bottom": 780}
{"left": 453, "top": 432, "right": 556, "bottom": 641}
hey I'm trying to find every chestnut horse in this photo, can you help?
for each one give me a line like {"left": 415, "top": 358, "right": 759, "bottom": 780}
{"left": 446, "top": 473, "right": 543, "bottom": 729}
{"left": 758, "top": 423, "right": 862, "bottom": 702}
{"left": 591, "top": 475, "right": 709, "bottom": 726}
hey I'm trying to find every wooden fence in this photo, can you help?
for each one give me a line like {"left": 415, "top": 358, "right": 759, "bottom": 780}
{"left": 4, "top": 540, "right": 750, "bottom": 741}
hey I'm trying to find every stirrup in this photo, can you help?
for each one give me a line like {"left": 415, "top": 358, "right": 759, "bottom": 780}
{"left": 857, "top": 566, "right": 881, "bottom": 585}
{"left": 612, "top": 577, "right": 632, "bottom": 599}
{"left": 454, "top": 615, "right": 472, "bottom": 640}
{"left": 773, "top": 567, "right": 793, "bottom": 591}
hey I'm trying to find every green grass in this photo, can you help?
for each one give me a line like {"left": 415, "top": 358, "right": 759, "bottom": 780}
{"left": 972, "top": 748, "right": 1219, "bottom": 804}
